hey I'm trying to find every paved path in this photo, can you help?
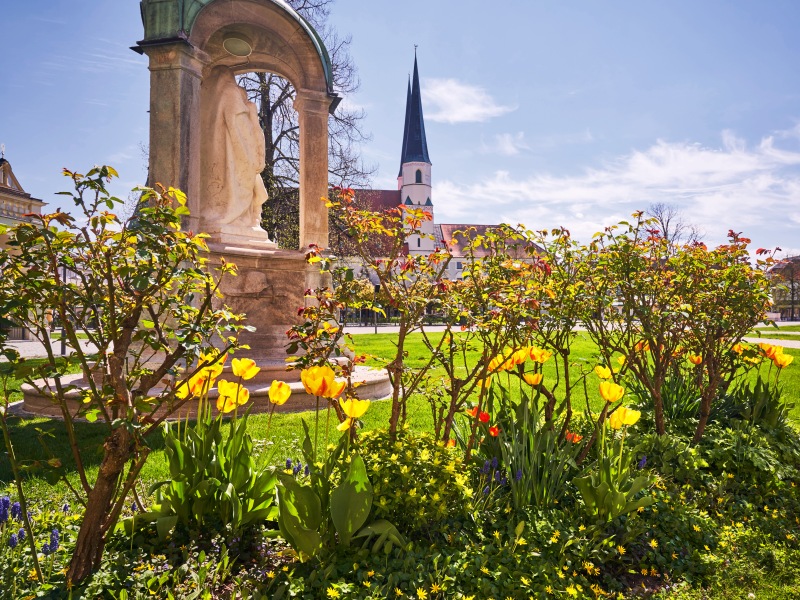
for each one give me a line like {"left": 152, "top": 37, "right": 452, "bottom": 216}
{"left": 743, "top": 337, "right": 800, "bottom": 349}
{"left": 1, "top": 339, "right": 97, "bottom": 360}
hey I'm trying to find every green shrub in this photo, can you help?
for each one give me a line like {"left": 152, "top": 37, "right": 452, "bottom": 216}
{"left": 358, "top": 429, "right": 473, "bottom": 536}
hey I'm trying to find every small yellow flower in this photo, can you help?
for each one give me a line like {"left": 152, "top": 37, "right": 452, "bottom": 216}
{"left": 416, "top": 588, "right": 428, "bottom": 600}
{"left": 430, "top": 583, "right": 442, "bottom": 593}
{"left": 395, "top": 588, "right": 403, "bottom": 597}
{"left": 693, "top": 524, "right": 701, "bottom": 532}
{"left": 521, "top": 577, "right": 530, "bottom": 586}
{"left": 617, "top": 545, "right": 626, "bottom": 555}
{"left": 649, "top": 538, "right": 658, "bottom": 549}
{"left": 326, "top": 587, "right": 340, "bottom": 599}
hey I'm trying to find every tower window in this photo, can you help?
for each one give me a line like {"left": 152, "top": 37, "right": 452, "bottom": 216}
{"left": 405, "top": 196, "right": 413, "bottom": 205}
{"left": 417, "top": 238, "right": 421, "bottom": 247}
{"left": 415, "top": 169, "right": 422, "bottom": 184}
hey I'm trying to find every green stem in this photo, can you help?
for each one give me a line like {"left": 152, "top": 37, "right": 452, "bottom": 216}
{"left": 0, "top": 406, "right": 44, "bottom": 584}
{"left": 314, "top": 395, "right": 321, "bottom": 463}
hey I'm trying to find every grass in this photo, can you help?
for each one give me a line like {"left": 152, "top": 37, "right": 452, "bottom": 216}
{"left": 2, "top": 333, "right": 800, "bottom": 598}
{"left": 756, "top": 324, "right": 800, "bottom": 332}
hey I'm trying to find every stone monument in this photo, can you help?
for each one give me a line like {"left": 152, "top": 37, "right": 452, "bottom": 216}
{"left": 130, "top": 0, "right": 389, "bottom": 410}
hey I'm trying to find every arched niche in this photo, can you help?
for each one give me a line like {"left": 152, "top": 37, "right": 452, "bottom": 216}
{"left": 135, "top": 0, "right": 339, "bottom": 249}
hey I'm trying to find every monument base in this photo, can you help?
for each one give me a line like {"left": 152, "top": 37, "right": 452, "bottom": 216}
{"left": 20, "top": 241, "right": 392, "bottom": 420}
{"left": 21, "top": 365, "right": 391, "bottom": 420}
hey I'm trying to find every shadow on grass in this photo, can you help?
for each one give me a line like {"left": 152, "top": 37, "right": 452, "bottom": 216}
{"left": 0, "top": 414, "right": 168, "bottom": 483}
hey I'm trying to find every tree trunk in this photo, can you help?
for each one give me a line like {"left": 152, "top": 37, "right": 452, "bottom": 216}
{"left": 67, "top": 426, "right": 134, "bottom": 584}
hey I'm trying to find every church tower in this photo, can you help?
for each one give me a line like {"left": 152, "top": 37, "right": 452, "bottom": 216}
{"left": 398, "top": 53, "right": 435, "bottom": 255}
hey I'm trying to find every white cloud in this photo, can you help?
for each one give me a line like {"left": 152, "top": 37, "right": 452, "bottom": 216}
{"left": 484, "top": 132, "right": 529, "bottom": 156}
{"left": 434, "top": 128, "right": 800, "bottom": 251}
{"left": 423, "top": 78, "right": 516, "bottom": 123}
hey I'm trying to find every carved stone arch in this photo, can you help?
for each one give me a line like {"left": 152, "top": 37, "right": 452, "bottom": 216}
{"left": 135, "top": 0, "right": 338, "bottom": 249}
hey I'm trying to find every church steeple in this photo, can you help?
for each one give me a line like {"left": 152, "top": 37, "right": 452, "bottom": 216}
{"left": 400, "top": 53, "right": 431, "bottom": 166}
{"left": 398, "top": 78, "right": 411, "bottom": 177}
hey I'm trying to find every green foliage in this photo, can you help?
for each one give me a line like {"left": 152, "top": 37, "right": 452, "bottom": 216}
{"left": 358, "top": 429, "right": 472, "bottom": 536}
{"left": 127, "top": 409, "right": 278, "bottom": 540}
{"left": 574, "top": 426, "right": 656, "bottom": 523}
{"left": 477, "top": 384, "right": 583, "bottom": 511}
{"left": 275, "top": 422, "right": 404, "bottom": 560}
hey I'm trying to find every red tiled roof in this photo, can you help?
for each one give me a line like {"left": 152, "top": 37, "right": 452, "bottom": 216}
{"left": 353, "top": 189, "right": 402, "bottom": 212}
{"left": 438, "top": 224, "right": 541, "bottom": 258}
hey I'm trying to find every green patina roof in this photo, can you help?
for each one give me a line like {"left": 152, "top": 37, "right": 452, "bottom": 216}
{"left": 138, "top": 0, "right": 334, "bottom": 93}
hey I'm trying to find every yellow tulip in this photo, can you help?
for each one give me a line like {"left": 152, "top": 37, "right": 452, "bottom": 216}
{"left": 268, "top": 380, "right": 291, "bottom": 405}
{"left": 759, "top": 343, "right": 784, "bottom": 360}
{"left": 609, "top": 407, "right": 641, "bottom": 430}
{"left": 594, "top": 365, "right": 612, "bottom": 379}
{"left": 599, "top": 381, "right": 625, "bottom": 403}
{"left": 523, "top": 372, "right": 543, "bottom": 386}
{"left": 616, "top": 356, "right": 626, "bottom": 366}
{"left": 774, "top": 353, "right": 794, "bottom": 369}
{"left": 216, "top": 379, "right": 249, "bottom": 413}
{"left": 732, "top": 343, "right": 745, "bottom": 355}
{"left": 529, "top": 347, "right": 553, "bottom": 363}
{"left": 340, "top": 397, "right": 370, "bottom": 419}
{"left": 198, "top": 350, "right": 226, "bottom": 379}
{"left": 174, "top": 372, "right": 211, "bottom": 400}
{"left": 301, "top": 365, "right": 345, "bottom": 398}
{"left": 337, "top": 398, "right": 371, "bottom": 431}
{"left": 476, "top": 376, "right": 493, "bottom": 389}
{"left": 688, "top": 354, "right": 703, "bottom": 366}
{"left": 511, "top": 348, "right": 529, "bottom": 367}
{"left": 232, "top": 357, "right": 261, "bottom": 381}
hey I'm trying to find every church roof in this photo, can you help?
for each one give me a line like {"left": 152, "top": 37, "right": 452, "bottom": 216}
{"left": 353, "top": 189, "right": 402, "bottom": 212}
{"left": 437, "top": 224, "right": 542, "bottom": 258}
{"left": 399, "top": 54, "right": 431, "bottom": 168}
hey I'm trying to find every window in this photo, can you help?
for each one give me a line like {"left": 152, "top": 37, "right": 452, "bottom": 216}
{"left": 456, "top": 262, "right": 462, "bottom": 270}
{"left": 417, "top": 238, "right": 421, "bottom": 247}
{"left": 405, "top": 196, "right": 412, "bottom": 205}
{"left": 415, "top": 169, "right": 422, "bottom": 183}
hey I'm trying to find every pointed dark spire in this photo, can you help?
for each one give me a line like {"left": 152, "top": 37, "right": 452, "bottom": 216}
{"left": 400, "top": 52, "right": 431, "bottom": 167}
{"left": 398, "top": 77, "right": 412, "bottom": 176}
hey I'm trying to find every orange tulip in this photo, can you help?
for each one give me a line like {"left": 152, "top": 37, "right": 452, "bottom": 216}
{"left": 599, "top": 381, "right": 625, "bottom": 403}
{"left": 565, "top": 431, "right": 583, "bottom": 443}
{"left": 232, "top": 358, "right": 261, "bottom": 381}
{"left": 488, "top": 425, "right": 500, "bottom": 437}
{"left": 688, "top": 354, "right": 703, "bottom": 365}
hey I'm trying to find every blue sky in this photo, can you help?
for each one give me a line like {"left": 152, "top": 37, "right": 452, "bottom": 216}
{"left": 2, "top": 1, "right": 800, "bottom": 253}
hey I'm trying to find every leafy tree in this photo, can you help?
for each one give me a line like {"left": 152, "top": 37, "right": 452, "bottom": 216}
{"left": 237, "top": 0, "right": 373, "bottom": 251}
{"left": 0, "top": 167, "right": 246, "bottom": 582}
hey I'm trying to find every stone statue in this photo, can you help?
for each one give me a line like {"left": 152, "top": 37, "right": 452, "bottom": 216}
{"left": 201, "top": 65, "right": 269, "bottom": 232}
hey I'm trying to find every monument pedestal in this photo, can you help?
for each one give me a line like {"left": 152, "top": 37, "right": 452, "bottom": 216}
{"left": 20, "top": 243, "right": 391, "bottom": 419}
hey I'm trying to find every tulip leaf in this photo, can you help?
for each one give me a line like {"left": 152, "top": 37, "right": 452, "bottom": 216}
{"left": 330, "top": 454, "right": 373, "bottom": 547}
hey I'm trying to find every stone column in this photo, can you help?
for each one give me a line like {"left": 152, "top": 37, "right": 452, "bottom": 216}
{"left": 140, "top": 42, "right": 206, "bottom": 229}
{"left": 294, "top": 89, "right": 331, "bottom": 250}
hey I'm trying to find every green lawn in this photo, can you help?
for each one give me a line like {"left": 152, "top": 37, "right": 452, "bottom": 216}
{"left": 756, "top": 324, "right": 800, "bottom": 333}
{"left": 4, "top": 332, "right": 798, "bottom": 497}
{"left": 2, "top": 333, "right": 800, "bottom": 598}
